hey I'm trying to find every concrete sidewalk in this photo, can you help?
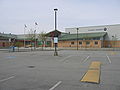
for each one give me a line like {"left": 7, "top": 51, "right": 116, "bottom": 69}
{"left": 1, "top": 47, "right": 120, "bottom": 52}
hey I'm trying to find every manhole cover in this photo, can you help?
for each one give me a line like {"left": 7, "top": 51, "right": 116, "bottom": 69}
{"left": 27, "top": 66, "right": 35, "bottom": 68}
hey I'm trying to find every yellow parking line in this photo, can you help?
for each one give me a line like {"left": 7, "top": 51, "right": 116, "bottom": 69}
{"left": 81, "top": 61, "right": 101, "bottom": 83}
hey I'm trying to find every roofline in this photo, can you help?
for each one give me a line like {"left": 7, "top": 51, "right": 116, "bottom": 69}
{"left": 65, "top": 32, "right": 107, "bottom": 35}
{"left": 65, "top": 24, "right": 120, "bottom": 29}
{"left": 59, "top": 32, "right": 107, "bottom": 41}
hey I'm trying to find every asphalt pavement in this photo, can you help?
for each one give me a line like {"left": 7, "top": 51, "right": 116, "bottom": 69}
{"left": 0, "top": 50, "right": 120, "bottom": 90}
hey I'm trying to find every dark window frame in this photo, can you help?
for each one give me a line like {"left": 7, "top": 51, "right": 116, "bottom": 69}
{"left": 94, "top": 41, "right": 98, "bottom": 45}
{"left": 79, "top": 41, "right": 82, "bottom": 45}
{"left": 86, "top": 41, "right": 90, "bottom": 45}
{"left": 71, "top": 42, "right": 74, "bottom": 45}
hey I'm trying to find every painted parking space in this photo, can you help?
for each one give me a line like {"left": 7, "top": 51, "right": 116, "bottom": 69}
{"left": 0, "top": 50, "right": 120, "bottom": 90}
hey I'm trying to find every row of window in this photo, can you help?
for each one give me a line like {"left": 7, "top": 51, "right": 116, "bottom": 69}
{"left": 68, "top": 37, "right": 100, "bottom": 40}
{"left": 71, "top": 41, "right": 98, "bottom": 45}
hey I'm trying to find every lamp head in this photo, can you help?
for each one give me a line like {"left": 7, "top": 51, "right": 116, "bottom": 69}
{"left": 54, "top": 8, "right": 58, "bottom": 11}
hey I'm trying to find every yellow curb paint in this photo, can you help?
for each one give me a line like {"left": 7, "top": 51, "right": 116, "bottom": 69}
{"left": 110, "top": 51, "right": 117, "bottom": 55}
{"left": 81, "top": 70, "right": 100, "bottom": 83}
{"left": 81, "top": 61, "right": 101, "bottom": 83}
{"left": 89, "top": 61, "right": 101, "bottom": 69}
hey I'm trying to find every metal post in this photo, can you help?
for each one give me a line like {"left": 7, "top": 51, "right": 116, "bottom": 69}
{"left": 54, "top": 8, "right": 58, "bottom": 56}
{"left": 54, "top": 43, "right": 58, "bottom": 56}
{"left": 77, "top": 28, "right": 79, "bottom": 50}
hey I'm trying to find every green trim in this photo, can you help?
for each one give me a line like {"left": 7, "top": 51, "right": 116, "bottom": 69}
{"left": 59, "top": 32, "right": 107, "bottom": 41}
{"left": 0, "top": 34, "right": 16, "bottom": 38}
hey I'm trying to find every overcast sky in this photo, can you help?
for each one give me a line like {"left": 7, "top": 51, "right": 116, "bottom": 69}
{"left": 0, "top": 0, "right": 120, "bottom": 34}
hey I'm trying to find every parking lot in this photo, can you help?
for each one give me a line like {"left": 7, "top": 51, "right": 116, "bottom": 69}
{"left": 0, "top": 50, "right": 120, "bottom": 90}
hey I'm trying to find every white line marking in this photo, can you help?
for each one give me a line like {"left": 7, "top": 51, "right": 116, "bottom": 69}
{"left": 0, "top": 76, "right": 15, "bottom": 82}
{"left": 82, "top": 56, "right": 90, "bottom": 63}
{"left": 106, "top": 55, "right": 111, "bottom": 64}
{"left": 49, "top": 81, "right": 62, "bottom": 90}
{"left": 61, "top": 55, "right": 73, "bottom": 62}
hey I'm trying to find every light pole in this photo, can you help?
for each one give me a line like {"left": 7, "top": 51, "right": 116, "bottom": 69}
{"left": 54, "top": 8, "right": 58, "bottom": 56}
{"left": 77, "top": 28, "right": 79, "bottom": 50}
{"left": 54, "top": 8, "right": 58, "bottom": 30}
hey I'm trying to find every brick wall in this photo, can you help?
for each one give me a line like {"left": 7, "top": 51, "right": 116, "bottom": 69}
{"left": 0, "top": 41, "right": 10, "bottom": 47}
{"left": 103, "top": 41, "right": 120, "bottom": 48}
{"left": 58, "top": 40, "right": 102, "bottom": 48}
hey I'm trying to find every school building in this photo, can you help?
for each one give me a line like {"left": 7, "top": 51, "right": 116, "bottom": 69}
{"left": 1, "top": 24, "right": 120, "bottom": 48}
{"left": 58, "top": 24, "right": 120, "bottom": 48}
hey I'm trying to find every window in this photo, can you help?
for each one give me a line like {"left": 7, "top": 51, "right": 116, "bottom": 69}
{"left": 93, "top": 37, "right": 100, "bottom": 40}
{"left": 79, "top": 41, "right": 82, "bottom": 45}
{"left": 71, "top": 42, "right": 74, "bottom": 45}
{"left": 95, "top": 41, "right": 98, "bottom": 45}
{"left": 86, "top": 41, "right": 90, "bottom": 45}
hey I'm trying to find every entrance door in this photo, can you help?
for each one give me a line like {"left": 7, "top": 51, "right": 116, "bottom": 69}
{"left": 2, "top": 42, "right": 5, "bottom": 47}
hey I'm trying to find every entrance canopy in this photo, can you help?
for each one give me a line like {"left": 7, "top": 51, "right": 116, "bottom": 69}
{"left": 45, "top": 30, "right": 61, "bottom": 37}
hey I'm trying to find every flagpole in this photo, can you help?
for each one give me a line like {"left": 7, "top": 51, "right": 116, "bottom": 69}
{"left": 34, "top": 22, "right": 38, "bottom": 49}
{"left": 24, "top": 26, "right": 25, "bottom": 48}
{"left": 24, "top": 24, "right": 27, "bottom": 48}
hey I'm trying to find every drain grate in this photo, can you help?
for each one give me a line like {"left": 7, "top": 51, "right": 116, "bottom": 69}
{"left": 27, "top": 66, "right": 35, "bottom": 68}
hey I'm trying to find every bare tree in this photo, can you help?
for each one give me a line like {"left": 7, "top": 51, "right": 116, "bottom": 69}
{"left": 27, "top": 29, "right": 35, "bottom": 50}
{"left": 38, "top": 31, "right": 47, "bottom": 50}
{"left": 14, "top": 42, "right": 23, "bottom": 51}
{"left": 112, "top": 34, "right": 118, "bottom": 49}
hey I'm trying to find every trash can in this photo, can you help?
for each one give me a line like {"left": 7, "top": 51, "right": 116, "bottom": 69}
{"left": 9, "top": 46, "right": 15, "bottom": 52}
{"left": 9, "top": 46, "right": 12, "bottom": 52}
